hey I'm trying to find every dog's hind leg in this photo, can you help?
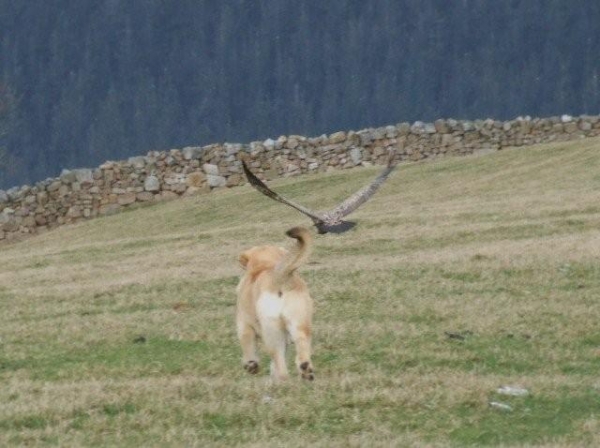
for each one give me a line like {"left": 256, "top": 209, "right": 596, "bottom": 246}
{"left": 237, "top": 322, "right": 259, "bottom": 374}
{"left": 289, "top": 323, "right": 314, "bottom": 381}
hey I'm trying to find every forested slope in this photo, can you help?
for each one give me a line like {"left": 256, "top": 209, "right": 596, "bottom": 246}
{"left": 1, "top": 0, "right": 599, "bottom": 188}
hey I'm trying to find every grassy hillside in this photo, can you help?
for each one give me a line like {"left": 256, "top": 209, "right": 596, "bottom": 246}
{"left": 1, "top": 138, "right": 600, "bottom": 447}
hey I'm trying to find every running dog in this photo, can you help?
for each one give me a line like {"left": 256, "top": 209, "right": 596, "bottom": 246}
{"left": 236, "top": 227, "right": 315, "bottom": 381}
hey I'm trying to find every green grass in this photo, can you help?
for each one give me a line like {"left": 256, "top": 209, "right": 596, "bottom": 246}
{"left": 1, "top": 138, "right": 600, "bottom": 446}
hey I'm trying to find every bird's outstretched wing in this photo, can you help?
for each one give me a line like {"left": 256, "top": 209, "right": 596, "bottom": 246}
{"left": 328, "top": 150, "right": 397, "bottom": 218}
{"left": 242, "top": 150, "right": 397, "bottom": 232}
{"left": 241, "top": 160, "right": 326, "bottom": 223}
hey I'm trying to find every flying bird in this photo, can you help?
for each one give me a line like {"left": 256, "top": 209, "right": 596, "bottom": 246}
{"left": 241, "top": 150, "right": 397, "bottom": 234}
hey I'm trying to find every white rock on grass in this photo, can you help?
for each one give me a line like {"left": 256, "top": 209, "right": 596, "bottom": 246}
{"left": 489, "top": 401, "right": 513, "bottom": 411}
{"left": 497, "top": 386, "right": 529, "bottom": 396}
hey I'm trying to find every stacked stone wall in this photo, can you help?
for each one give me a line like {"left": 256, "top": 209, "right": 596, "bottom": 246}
{"left": 1, "top": 114, "right": 599, "bottom": 241}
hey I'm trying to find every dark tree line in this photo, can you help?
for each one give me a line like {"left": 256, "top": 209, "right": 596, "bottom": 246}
{"left": 1, "top": 0, "right": 599, "bottom": 188}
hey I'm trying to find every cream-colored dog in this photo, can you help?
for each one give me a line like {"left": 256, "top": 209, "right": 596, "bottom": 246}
{"left": 236, "top": 227, "right": 315, "bottom": 381}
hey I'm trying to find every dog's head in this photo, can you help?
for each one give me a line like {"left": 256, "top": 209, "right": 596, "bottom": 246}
{"left": 238, "top": 245, "right": 287, "bottom": 276}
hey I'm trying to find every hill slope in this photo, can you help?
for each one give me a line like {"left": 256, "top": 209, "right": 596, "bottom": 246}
{"left": 1, "top": 139, "right": 599, "bottom": 446}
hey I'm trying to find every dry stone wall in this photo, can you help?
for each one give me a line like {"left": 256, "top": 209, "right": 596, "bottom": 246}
{"left": 1, "top": 114, "right": 599, "bottom": 241}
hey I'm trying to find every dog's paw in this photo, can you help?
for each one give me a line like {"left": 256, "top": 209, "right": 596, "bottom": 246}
{"left": 299, "top": 361, "right": 314, "bottom": 381}
{"left": 244, "top": 360, "right": 259, "bottom": 374}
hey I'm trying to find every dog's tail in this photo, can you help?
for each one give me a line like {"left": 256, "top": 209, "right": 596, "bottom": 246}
{"left": 274, "top": 226, "right": 313, "bottom": 288}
